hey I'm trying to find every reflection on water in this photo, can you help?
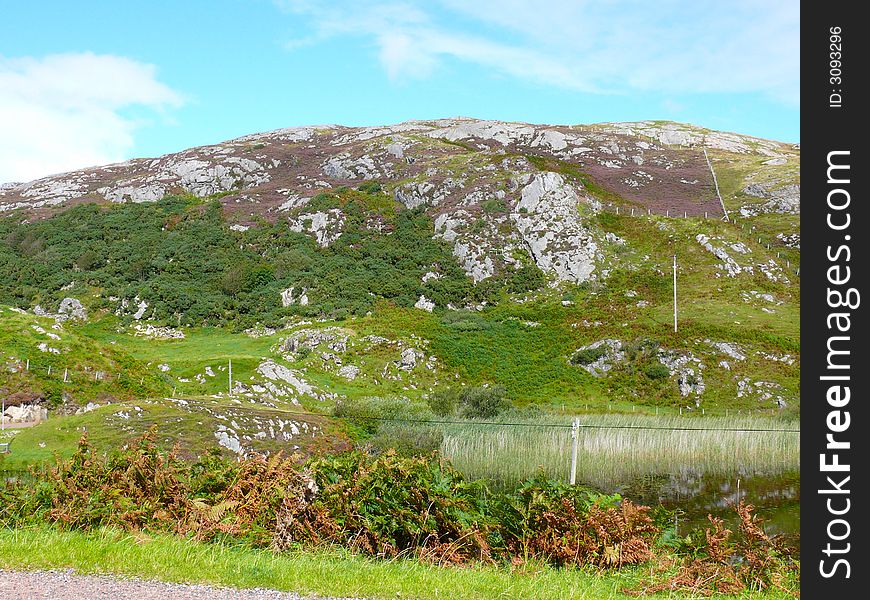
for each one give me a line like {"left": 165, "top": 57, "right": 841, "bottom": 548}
{"left": 606, "top": 470, "right": 800, "bottom": 547}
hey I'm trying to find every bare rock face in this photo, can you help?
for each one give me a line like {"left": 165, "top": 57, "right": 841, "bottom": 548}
{"left": 281, "top": 287, "right": 309, "bottom": 307}
{"left": 512, "top": 172, "right": 601, "bottom": 284}
{"left": 337, "top": 364, "right": 361, "bottom": 380}
{"left": 279, "top": 327, "right": 349, "bottom": 356}
{"left": 2, "top": 403, "right": 48, "bottom": 424}
{"left": 256, "top": 360, "right": 316, "bottom": 397}
{"left": 658, "top": 350, "right": 706, "bottom": 399}
{"left": 741, "top": 183, "right": 800, "bottom": 216}
{"left": 288, "top": 210, "right": 344, "bottom": 247}
{"left": 696, "top": 234, "right": 789, "bottom": 284}
{"left": 571, "top": 339, "right": 625, "bottom": 377}
{"left": 601, "top": 121, "right": 786, "bottom": 156}
{"left": 398, "top": 347, "right": 423, "bottom": 371}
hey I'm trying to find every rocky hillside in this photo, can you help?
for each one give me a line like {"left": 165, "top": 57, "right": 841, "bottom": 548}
{"left": 0, "top": 118, "right": 798, "bottom": 287}
{"left": 1, "top": 119, "right": 800, "bottom": 447}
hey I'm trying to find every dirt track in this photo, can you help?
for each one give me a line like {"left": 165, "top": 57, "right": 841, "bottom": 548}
{"left": 0, "top": 569, "right": 363, "bottom": 600}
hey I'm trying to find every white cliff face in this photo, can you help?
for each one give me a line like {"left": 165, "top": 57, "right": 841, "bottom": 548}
{"left": 58, "top": 297, "right": 87, "bottom": 321}
{"left": 98, "top": 184, "right": 166, "bottom": 203}
{"left": 281, "top": 287, "right": 309, "bottom": 307}
{"left": 696, "top": 234, "right": 790, "bottom": 284}
{"left": 697, "top": 234, "right": 744, "bottom": 277}
{"left": 427, "top": 119, "right": 538, "bottom": 146}
{"left": 322, "top": 153, "right": 384, "bottom": 180}
{"left": 433, "top": 211, "right": 497, "bottom": 283}
{"left": 0, "top": 176, "right": 88, "bottom": 212}
{"left": 512, "top": 173, "right": 600, "bottom": 284}
{"left": 161, "top": 156, "right": 272, "bottom": 197}
{"left": 133, "top": 299, "right": 149, "bottom": 320}
{"left": 234, "top": 125, "right": 320, "bottom": 143}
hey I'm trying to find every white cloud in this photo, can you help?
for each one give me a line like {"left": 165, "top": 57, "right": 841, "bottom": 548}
{"left": 276, "top": 0, "right": 798, "bottom": 105}
{"left": 0, "top": 53, "right": 184, "bottom": 184}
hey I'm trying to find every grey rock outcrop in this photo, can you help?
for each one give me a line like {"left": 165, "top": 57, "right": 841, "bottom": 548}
{"left": 58, "top": 297, "right": 87, "bottom": 321}
{"left": 512, "top": 172, "right": 601, "bottom": 284}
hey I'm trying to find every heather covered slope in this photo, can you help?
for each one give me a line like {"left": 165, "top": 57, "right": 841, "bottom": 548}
{"left": 0, "top": 118, "right": 799, "bottom": 287}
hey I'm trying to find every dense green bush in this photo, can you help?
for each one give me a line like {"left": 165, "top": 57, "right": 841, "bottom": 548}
{"left": 427, "top": 388, "right": 461, "bottom": 417}
{"left": 440, "top": 310, "right": 493, "bottom": 331}
{"left": 283, "top": 450, "right": 491, "bottom": 561}
{"left": 0, "top": 189, "right": 555, "bottom": 326}
{"left": 489, "top": 474, "right": 660, "bottom": 568}
{"left": 481, "top": 198, "right": 507, "bottom": 214}
{"left": 570, "top": 346, "right": 607, "bottom": 366}
{"left": 356, "top": 181, "right": 382, "bottom": 194}
{"left": 425, "top": 385, "right": 510, "bottom": 419}
{"left": 644, "top": 362, "right": 670, "bottom": 380}
{"left": 459, "top": 385, "right": 510, "bottom": 419}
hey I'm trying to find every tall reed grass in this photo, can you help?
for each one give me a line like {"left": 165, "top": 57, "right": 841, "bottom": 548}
{"left": 439, "top": 414, "right": 799, "bottom": 488}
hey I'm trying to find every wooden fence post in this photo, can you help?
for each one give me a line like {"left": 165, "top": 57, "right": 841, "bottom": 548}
{"left": 569, "top": 418, "right": 579, "bottom": 485}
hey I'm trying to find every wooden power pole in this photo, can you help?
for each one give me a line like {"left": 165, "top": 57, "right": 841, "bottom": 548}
{"left": 673, "top": 255, "right": 678, "bottom": 333}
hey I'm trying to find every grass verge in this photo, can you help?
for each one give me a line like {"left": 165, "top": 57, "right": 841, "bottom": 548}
{"left": 0, "top": 525, "right": 794, "bottom": 599}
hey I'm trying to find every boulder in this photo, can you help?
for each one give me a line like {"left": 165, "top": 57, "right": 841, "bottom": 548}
{"left": 58, "top": 297, "right": 87, "bottom": 321}
{"left": 414, "top": 295, "right": 435, "bottom": 312}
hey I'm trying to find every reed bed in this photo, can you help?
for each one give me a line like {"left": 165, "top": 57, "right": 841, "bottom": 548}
{"left": 439, "top": 413, "right": 800, "bottom": 488}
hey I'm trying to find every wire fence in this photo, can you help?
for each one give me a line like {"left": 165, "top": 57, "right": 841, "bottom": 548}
{"left": 4, "top": 370, "right": 800, "bottom": 486}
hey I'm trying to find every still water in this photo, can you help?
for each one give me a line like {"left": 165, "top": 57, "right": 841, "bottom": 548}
{"left": 613, "top": 470, "right": 800, "bottom": 547}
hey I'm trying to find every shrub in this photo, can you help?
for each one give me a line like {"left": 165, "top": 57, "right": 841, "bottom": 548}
{"left": 644, "top": 362, "right": 670, "bottom": 380}
{"left": 3, "top": 429, "right": 796, "bottom": 581}
{"left": 627, "top": 501, "right": 799, "bottom": 596}
{"left": 369, "top": 424, "right": 444, "bottom": 457}
{"left": 493, "top": 474, "right": 657, "bottom": 568}
{"left": 570, "top": 346, "right": 608, "bottom": 366}
{"left": 333, "top": 396, "right": 434, "bottom": 436}
{"left": 505, "top": 264, "right": 547, "bottom": 294}
{"left": 0, "top": 431, "right": 192, "bottom": 532}
{"left": 440, "top": 310, "right": 492, "bottom": 332}
{"left": 427, "top": 387, "right": 461, "bottom": 417}
{"left": 623, "top": 337, "right": 660, "bottom": 361}
{"left": 275, "top": 451, "right": 491, "bottom": 562}
{"left": 481, "top": 198, "right": 507, "bottom": 214}
{"left": 357, "top": 181, "right": 383, "bottom": 194}
{"left": 426, "top": 385, "right": 511, "bottom": 420}
{"left": 459, "top": 385, "right": 510, "bottom": 419}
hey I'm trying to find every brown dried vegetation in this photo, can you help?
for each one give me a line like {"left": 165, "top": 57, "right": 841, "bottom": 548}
{"left": 1, "top": 430, "right": 799, "bottom": 594}
{"left": 626, "top": 501, "right": 799, "bottom": 597}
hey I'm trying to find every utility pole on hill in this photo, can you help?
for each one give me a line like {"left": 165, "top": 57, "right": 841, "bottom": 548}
{"left": 228, "top": 359, "right": 233, "bottom": 397}
{"left": 673, "top": 255, "right": 678, "bottom": 333}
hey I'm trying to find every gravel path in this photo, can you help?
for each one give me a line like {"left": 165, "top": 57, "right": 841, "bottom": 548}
{"left": 0, "top": 569, "right": 363, "bottom": 600}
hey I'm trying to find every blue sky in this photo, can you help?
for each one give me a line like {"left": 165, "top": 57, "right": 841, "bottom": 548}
{"left": 1, "top": 0, "right": 799, "bottom": 183}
